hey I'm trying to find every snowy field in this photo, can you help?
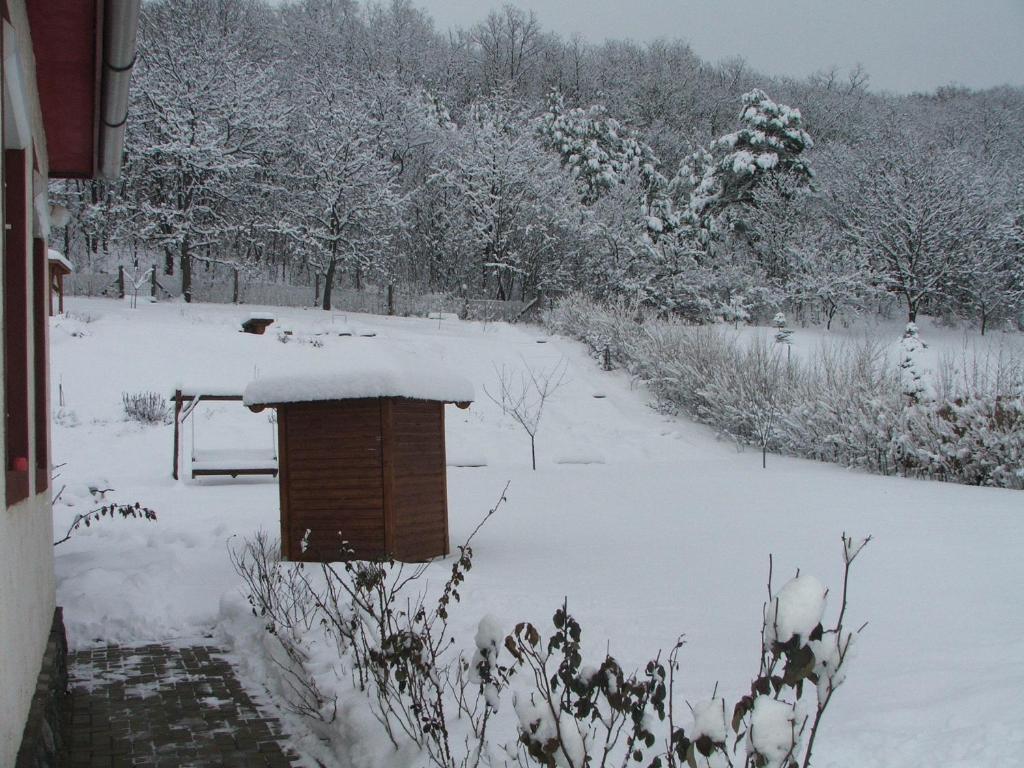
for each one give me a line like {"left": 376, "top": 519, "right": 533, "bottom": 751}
{"left": 51, "top": 297, "right": 1024, "bottom": 768}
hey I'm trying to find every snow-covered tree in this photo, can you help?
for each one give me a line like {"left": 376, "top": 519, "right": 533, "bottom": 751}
{"left": 831, "top": 136, "right": 994, "bottom": 322}
{"left": 952, "top": 190, "right": 1024, "bottom": 333}
{"left": 52, "top": 0, "right": 1022, "bottom": 327}
{"left": 789, "top": 241, "right": 874, "bottom": 329}
{"left": 281, "top": 74, "right": 404, "bottom": 309}
{"left": 442, "top": 102, "right": 582, "bottom": 300}
{"left": 773, "top": 312, "right": 793, "bottom": 347}
{"left": 687, "top": 89, "right": 814, "bottom": 226}
{"left": 467, "top": 5, "right": 551, "bottom": 96}
{"left": 538, "top": 90, "right": 677, "bottom": 238}
{"left": 120, "top": 0, "right": 290, "bottom": 300}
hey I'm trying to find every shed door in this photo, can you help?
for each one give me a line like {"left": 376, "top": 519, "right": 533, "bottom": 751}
{"left": 388, "top": 400, "right": 449, "bottom": 561}
{"left": 282, "top": 400, "right": 385, "bottom": 561}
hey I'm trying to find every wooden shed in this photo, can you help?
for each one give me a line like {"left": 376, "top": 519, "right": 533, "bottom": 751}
{"left": 244, "top": 369, "right": 473, "bottom": 563}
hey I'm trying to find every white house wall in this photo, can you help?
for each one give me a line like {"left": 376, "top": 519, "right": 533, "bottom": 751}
{"left": 0, "top": 495, "right": 56, "bottom": 766}
{"left": 0, "top": 1, "right": 55, "bottom": 764}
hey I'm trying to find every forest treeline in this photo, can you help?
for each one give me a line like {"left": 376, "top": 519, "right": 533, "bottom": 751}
{"left": 54, "top": 0, "right": 1024, "bottom": 327}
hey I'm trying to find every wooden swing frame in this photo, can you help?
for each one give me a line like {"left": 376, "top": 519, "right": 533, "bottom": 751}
{"left": 171, "top": 389, "right": 279, "bottom": 480}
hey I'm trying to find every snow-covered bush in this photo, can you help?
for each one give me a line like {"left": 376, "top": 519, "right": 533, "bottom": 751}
{"left": 543, "top": 291, "right": 649, "bottom": 372}
{"left": 545, "top": 294, "right": 1024, "bottom": 488}
{"left": 228, "top": 532, "right": 337, "bottom": 722}
{"left": 121, "top": 391, "right": 171, "bottom": 424}
{"left": 64, "top": 310, "right": 100, "bottom": 324}
{"left": 492, "top": 534, "right": 868, "bottom": 768}
{"left": 54, "top": 408, "right": 81, "bottom": 427}
{"left": 276, "top": 331, "right": 325, "bottom": 347}
{"left": 932, "top": 342, "right": 1024, "bottom": 403}
{"left": 232, "top": 486, "right": 514, "bottom": 767}
{"left": 233, "top": 502, "right": 870, "bottom": 768}
{"left": 697, "top": 336, "right": 797, "bottom": 468}
{"left": 895, "top": 396, "right": 1024, "bottom": 489}
{"left": 782, "top": 340, "right": 901, "bottom": 472}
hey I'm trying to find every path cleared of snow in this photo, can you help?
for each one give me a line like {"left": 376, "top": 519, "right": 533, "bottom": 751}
{"left": 51, "top": 297, "right": 1024, "bottom": 768}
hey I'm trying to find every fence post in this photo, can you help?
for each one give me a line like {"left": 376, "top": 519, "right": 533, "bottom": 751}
{"left": 150, "top": 264, "right": 157, "bottom": 300}
{"left": 603, "top": 346, "right": 611, "bottom": 371}
{"left": 117, "top": 265, "right": 125, "bottom": 298}
{"left": 387, "top": 284, "right": 395, "bottom": 316}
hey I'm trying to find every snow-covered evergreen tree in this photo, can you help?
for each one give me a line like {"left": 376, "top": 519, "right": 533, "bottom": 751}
{"left": 686, "top": 89, "right": 814, "bottom": 226}
{"left": 538, "top": 90, "right": 677, "bottom": 239}
{"left": 898, "top": 323, "right": 928, "bottom": 404}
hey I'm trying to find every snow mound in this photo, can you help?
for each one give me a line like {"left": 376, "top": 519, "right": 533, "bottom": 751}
{"left": 554, "top": 449, "right": 606, "bottom": 465}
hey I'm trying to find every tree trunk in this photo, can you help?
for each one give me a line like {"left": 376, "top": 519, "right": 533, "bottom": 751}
{"left": 322, "top": 258, "right": 337, "bottom": 311}
{"left": 164, "top": 247, "right": 174, "bottom": 275}
{"left": 180, "top": 238, "right": 192, "bottom": 303}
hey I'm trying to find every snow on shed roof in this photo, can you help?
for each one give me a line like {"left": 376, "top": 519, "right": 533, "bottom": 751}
{"left": 243, "top": 363, "right": 474, "bottom": 407}
{"left": 48, "top": 249, "right": 74, "bottom": 273}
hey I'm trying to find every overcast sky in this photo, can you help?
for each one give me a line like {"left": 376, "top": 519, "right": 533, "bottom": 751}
{"left": 413, "top": 0, "right": 1024, "bottom": 94}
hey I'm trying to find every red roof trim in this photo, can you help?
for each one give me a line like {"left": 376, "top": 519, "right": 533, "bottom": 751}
{"left": 27, "top": 0, "right": 101, "bottom": 177}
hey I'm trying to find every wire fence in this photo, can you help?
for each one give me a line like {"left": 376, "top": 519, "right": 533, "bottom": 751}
{"left": 64, "top": 267, "right": 531, "bottom": 323}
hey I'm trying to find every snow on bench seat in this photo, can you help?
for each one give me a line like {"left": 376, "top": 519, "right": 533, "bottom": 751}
{"left": 191, "top": 448, "right": 278, "bottom": 478}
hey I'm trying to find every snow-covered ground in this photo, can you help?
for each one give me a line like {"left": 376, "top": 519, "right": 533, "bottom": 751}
{"left": 733, "top": 312, "right": 1024, "bottom": 381}
{"left": 51, "top": 297, "right": 1024, "bottom": 767}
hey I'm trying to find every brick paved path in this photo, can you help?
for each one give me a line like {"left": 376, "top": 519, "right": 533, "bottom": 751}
{"left": 64, "top": 644, "right": 302, "bottom": 767}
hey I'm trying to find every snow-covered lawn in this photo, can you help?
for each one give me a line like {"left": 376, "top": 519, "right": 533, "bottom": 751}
{"left": 51, "top": 297, "right": 1024, "bottom": 767}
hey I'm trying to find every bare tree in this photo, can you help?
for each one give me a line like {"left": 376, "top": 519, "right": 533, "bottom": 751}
{"left": 484, "top": 359, "right": 567, "bottom": 469}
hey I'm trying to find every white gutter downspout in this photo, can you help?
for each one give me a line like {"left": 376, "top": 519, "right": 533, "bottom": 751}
{"left": 97, "top": 0, "right": 141, "bottom": 180}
